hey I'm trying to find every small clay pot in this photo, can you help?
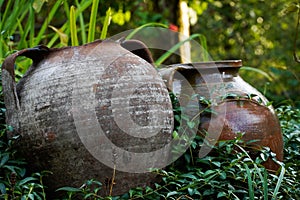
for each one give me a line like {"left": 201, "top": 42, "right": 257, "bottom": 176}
{"left": 159, "top": 60, "right": 283, "bottom": 172}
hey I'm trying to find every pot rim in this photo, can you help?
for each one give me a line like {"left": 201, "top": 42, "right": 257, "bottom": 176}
{"left": 167, "top": 60, "right": 242, "bottom": 69}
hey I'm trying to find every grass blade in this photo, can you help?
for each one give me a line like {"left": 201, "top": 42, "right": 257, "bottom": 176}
{"left": 70, "top": 6, "right": 79, "bottom": 46}
{"left": 272, "top": 166, "right": 285, "bottom": 200}
{"left": 88, "top": 0, "right": 99, "bottom": 42}
{"left": 198, "top": 34, "right": 208, "bottom": 61}
{"left": 76, "top": 0, "right": 87, "bottom": 44}
{"left": 100, "top": 7, "right": 112, "bottom": 40}
{"left": 240, "top": 66, "right": 273, "bottom": 81}
{"left": 245, "top": 164, "right": 255, "bottom": 200}
{"left": 0, "top": 0, "right": 13, "bottom": 31}
{"left": 17, "top": 5, "right": 35, "bottom": 49}
{"left": 47, "top": 0, "right": 93, "bottom": 47}
{"left": 263, "top": 169, "right": 268, "bottom": 200}
{"left": 35, "top": 0, "right": 63, "bottom": 45}
{"left": 125, "top": 22, "right": 168, "bottom": 40}
{"left": 16, "top": 19, "right": 25, "bottom": 48}
{"left": 29, "top": 5, "right": 35, "bottom": 47}
{"left": 155, "top": 33, "right": 207, "bottom": 66}
{"left": 63, "top": 1, "right": 70, "bottom": 21}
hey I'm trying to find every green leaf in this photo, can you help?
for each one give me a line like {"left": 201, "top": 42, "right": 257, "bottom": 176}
{"left": 49, "top": 25, "right": 68, "bottom": 46}
{"left": 0, "top": 183, "right": 6, "bottom": 194}
{"left": 204, "top": 169, "right": 216, "bottom": 177}
{"left": 0, "top": 154, "right": 9, "bottom": 166}
{"left": 56, "top": 186, "right": 82, "bottom": 192}
{"left": 18, "top": 177, "right": 38, "bottom": 186}
{"left": 187, "top": 121, "right": 195, "bottom": 129}
{"left": 219, "top": 171, "right": 226, "bottom": 180}
{"left": 217, "top": 191, "right": 226, "bottom": 198}
{"left": 28, "top": 193, "right": 34, "bottom": 200}
{"left": 172, "top": 131, "right": 179, "bottom": 139}
{"left": 188, "top": 187, "right": 194, "bottom": 195}
{"left": 166, "top": 191, "right": 178, "bottom": 197}
{"left": 180, "top": 173, "right": 197, "bottom": 180}
{"left": 212, "top": 161, "right": 221, "bottom": 167}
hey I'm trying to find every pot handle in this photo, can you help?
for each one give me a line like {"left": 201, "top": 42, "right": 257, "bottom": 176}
{"left": 121, "top": 39, "right": 154, "bottom": 65}
{"left": 1, "top": 45, "right": 49, "bottom": 135}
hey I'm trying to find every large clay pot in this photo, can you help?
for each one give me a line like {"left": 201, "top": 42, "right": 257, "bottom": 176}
{"left": 159, "top": 60, "right": 283, "bottom": 172}
{"left": 2, "top": 40, "right": 174, "bottom": 197}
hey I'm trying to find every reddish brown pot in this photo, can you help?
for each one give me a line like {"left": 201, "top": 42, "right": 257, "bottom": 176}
{"left": 2, "top": 40, "right": 174, "bottom": 197}
{"left": 159, "top": 60, "right": 283, "bottom": 172}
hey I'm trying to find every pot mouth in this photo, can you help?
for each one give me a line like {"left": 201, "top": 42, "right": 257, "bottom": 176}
{"left": 167, "top": 60, "right": 242, "bottom": 69}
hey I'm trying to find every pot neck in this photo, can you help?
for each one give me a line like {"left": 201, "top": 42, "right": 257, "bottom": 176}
{"left": 168, "top": 60, "right": 242, "bottom": 76}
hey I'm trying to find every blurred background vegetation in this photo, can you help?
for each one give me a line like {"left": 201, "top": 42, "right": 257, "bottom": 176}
{"left": 1, "top": 0, "right": 299, "bottom": 107}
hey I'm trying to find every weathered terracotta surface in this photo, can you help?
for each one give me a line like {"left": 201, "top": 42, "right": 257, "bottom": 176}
{"left": 159, "top": 60, "right": 283, "bottom": 172}
{"left": 2, "top": 40, "right": 173, "bottom": 197}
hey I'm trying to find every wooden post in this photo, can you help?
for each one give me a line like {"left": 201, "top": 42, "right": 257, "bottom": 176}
{"left": 179, "top": 0, "right": 191, "bottom": 63}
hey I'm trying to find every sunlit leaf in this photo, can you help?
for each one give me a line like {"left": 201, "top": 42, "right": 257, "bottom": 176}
{"left": 49, "top": 25, "right": 68, "bottom": 46}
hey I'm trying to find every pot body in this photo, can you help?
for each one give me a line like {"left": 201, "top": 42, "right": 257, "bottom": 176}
{"left": 2, "top": 40, "right": 174, "bottom": 197}
{"left": 159, "top": 60, "right": 283, "bottom": 172}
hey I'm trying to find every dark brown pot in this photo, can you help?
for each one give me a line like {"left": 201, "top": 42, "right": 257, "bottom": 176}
{"left": 159, "top": 60, "right": 283, "bottom": 172}
{"left": 2, "top": 40, "right": 174, "bottom": 197}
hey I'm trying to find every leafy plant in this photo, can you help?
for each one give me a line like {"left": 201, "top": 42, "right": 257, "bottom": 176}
{"left": 0, "top": 127, "right": 50, "bottom": 199}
